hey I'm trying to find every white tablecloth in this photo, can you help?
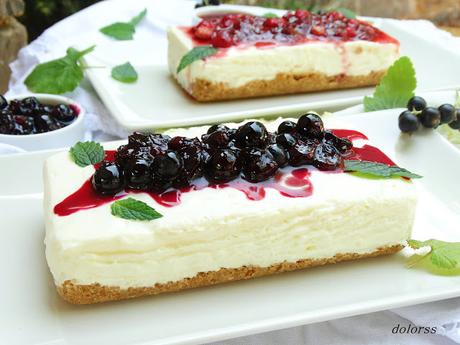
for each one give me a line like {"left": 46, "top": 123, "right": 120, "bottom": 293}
{"left": 5, "top": 0, "right": 460, "bottom": 343}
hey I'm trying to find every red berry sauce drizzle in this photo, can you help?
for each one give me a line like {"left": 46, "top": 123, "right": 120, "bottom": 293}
{"left": 54, "top": 127, "right": 395, "bottom": 217}
{"left": 186, "top": 11, "right": 398, "bottom": 49}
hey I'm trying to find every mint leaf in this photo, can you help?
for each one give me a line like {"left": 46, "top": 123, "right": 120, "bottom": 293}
{"left": 111, "top": 198, "right": 163, "bottom": 221}
{"left": 177, "top": 46, "right": 218, "bottom": 74}
{"left": 69, "top": 141, "right": 105, "bottom": 167}
{"left": 263, "top": 12, "right": 279, "bottom": 18}
{"left": 344, "top": 160, "right": 422, "bottom": 179}
{"left": 336, "top": 7, "right": 356, "bottom": 19}
{"left": 100, "top": 9, "right": 147, "bottom": 40}
{"left": 407, "top": 239, "right": 460, "bottom": 272}
{"left": 24, "top": 46, "right": 95, "bottom": 94}
{"left": 111, "top": 62, "right": 138, "bottom": 83}
{"left": 364, "top": 56, "right": 417, "bottom": 112}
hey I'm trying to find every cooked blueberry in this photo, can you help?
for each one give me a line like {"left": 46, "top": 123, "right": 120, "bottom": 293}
{"left": 420, "top": 107, "right": 441, "bottom": 128}
{"left": 296, "top": 113, "right": 324, "bottom": 138}
{"left": 398, "top": 110, "right": 420, "bottom": 133}
{"left": 20, "top": 97, "right": 40, "bottom": 116}
{"left": 288, "top": 139, "right": 317, "bottom": 166}
{"left": 268, "top": 144, "right": 288, "bottom": 167}
{"left": 314, "top": 143, "right": 341, "bottom": 171}
{"left": 242, "top": 148, "right": 278, "bottom": 183}
{"left": 124, "top": 157, "right": 153, "bottom": 190}
{"left": 202, "top": 130, "right": 231, "bottom": 148}
{"left": 234, "top": 121, "right": 269, "bottom": 148}
{"left": 277, "top": 120, "right": 297, "bottom": 134}
{"left": 152, "top": 151, "right": 183, "bottom": 179}
{"left": 449, "top": 109, "right": 460, "bottom": 130}
{"left": 0, "top": 112, "right": 14, "bottom": 134}
{"left": 128, "top": 132, "right": 155, "bottom": 147}
{"left": 51, "top": 104, "right": 76, "bottom": 124}
{"left": 276, "top": 132, "right": 297, "bottom": 148}
{"left": 207, "top": 124, "right": 230, "bottom": 134}
{"left": 34, "top": 114, "right": 61, "bottom": 133}
{"left": 180, "top": 145, "right": 204, "bottom": 179}
{"left": 0, "top": 95, "right": 7, "bottom": 110}
{"left": 407, "top": 96, "right": 426, "bottom": 112}
{"left": 8, "top": 99, "right": 26, "bottom": 115}
{"left": 91, "top": 162, "right": 125, "bottom": 195}
{"left": 169, "top": 136, "right": 200, "bottom": 151}
{"left": 438, "top": 104, "right": 456, "bottom": 124}
{"left": 13, "top": 115, "right": 35, "bottom": 134}
{"left": 150, "top": 176, "right": 172, "bottom": 194}
{"left": 115, "top": 145, "right": 136, "bottom": 166}
{"left": 323, "top": 131, "right": 353, "bottom": 153}
{"left": 205, "top": 148, "right": 241, "bottom": 183}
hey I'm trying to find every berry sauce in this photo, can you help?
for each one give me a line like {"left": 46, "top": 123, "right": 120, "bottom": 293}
{"left": 186, "top": 11, "right": 398, "bottom": 49}
{"left": 53, "top": 128, "right": 394, "bottom": 217}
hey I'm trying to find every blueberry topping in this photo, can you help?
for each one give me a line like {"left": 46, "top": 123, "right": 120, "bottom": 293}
{"left": 124, "top": 155, "right": 153, "bottom": 190}
{"left": 234, "top": 121, "right": 269, "bottom": 148}
{"left": 438, "top": 104, "right": 456, "bottom": 124}
{"left": 277, "top": 120, "right": 297, "bottom": 134}
{"left": 407, "top": 96, "right": 427, "bottom": 112}
{"left": 152, "top": 151, "right": 183, "bottom": 179}
{"left": 92, "top": 162, "right": 125, "bottom": 196}
{"left": 276, "top": 132, "right": 297, "bottom": 148}
{"left": 398, "top": 110, "right": 420, "bottom": 133}
{"left": 288, "top": 139, "right": 317, "bottom": 166}
{"left": 267, "top": 144, "right": 288, "bottom": 167}
{"left": 313, "top": 143, "right": 341, "bottom": 171}
{"left": 323, "top": 131, "right": 352, "bottom": 153}
{"left": 205, "top": 148, "right": 241, "bottom": 183}
{"left": 242, "top": 148, "right": 278, "bottom": 183}
{"left": 202, "top": 130, "right": 231, "bottom": 148}
{"left": 296, "top": 113, "right": 324, "bottom": 138}
{"left": 52, "top": 104, "right": 76, "bottom": 124}
{"left": 20, "top": 97, "right": 40, "bottom": 116}
{"left": 420, "top": 107, "right": 441, "bottom": 128}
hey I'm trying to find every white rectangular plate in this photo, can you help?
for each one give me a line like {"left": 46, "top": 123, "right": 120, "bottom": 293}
{"left": 1, "top": 98, "right": 460, "bottom": 345}
{"left": 82, "top": 6, "right": 460, "bottom": 130}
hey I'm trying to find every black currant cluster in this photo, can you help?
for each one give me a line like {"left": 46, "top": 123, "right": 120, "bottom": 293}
{"left": 92, "top": 114, "right": 353, "bottom": 196}
{"left": 399, "top": 96, "right": 460, "bottom": 133}
{"left": 0, "top": 95, "right": 77, "bottom": 135}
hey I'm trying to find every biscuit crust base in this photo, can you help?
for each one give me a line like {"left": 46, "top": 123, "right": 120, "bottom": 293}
{"left": 57, "top": 244, "right": 402, "bottom": 304}
{"left": 189, "top": 70, "right": 386, "bottom": 102}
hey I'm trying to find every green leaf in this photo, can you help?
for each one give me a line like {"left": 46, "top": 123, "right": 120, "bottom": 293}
{"left": 455, "top": 90, "right": 460, "bottom": 108}
{"left": 24, "top": 46, "right": 95, "bottom": 94}
{"left": 111, "top": 197, "right": 163, "bottom": 221}
{"left": 177, "top": 46, "right": 219, "bottom": 74}
{"left": 111, "top": 62, "right": 138, "bottom": 83}
{"left": 407, "top": 239, "right": 460, "bottom": 272}
{"left": 344, "top": 160, "right": 422, "bottom": 179}
{"left": 364, "top": 56, "right": 417, "bottom": 112}
{"left": 69, "top": 141, "right": 105, "bottom": 167}
{"left": 336, "top": 7, "right": 356, "bottom": 19}
{"left": 263, "top": 12, "right": 279, "bottom": 18}
{"left": 100, "top": 9, "right": 147, "bottom": 40}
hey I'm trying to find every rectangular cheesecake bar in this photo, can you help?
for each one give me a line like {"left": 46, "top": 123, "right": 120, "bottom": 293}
{"left": 44, "top": 118, "right": 417, "bottom": 304}
{"left": 168, "top": 10, "right": 400, "bottom": 102}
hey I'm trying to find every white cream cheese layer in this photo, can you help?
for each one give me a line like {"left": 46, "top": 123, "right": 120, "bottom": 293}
{"left": 167, "top": 26, "right": 400, "bottom": 91}
{"left": 44, "top": 119, "right": 417, "bottom": 289}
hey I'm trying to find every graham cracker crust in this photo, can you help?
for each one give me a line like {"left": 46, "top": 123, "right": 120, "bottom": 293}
{"left": 57, "top": 244, "right": 402, "bottom": 304}
{"left": 190, "top": 70, "right": 386, "bottom": 102}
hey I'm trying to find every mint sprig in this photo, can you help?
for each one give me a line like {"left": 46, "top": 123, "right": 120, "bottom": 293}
{"left": 364, "top": 56, "right": 417, "bottom": 112}
{"left": 407, "top": 239, "right": 460, "bottom": 274}
{"left": 111, "top": 198, "right": 163, "bottom": 221}
{"left": 344, "top": 160, "right": 422, "bottom": 179}
{"left": 100, "top": 9, "right": 147, "bottom": 40}
{"left": 111, "top": 62, "right": 138, "bottom": 83}
{"left": 69, "top": 141, "right": 105, "bottom": 167}
{"left": 177, "top": 46, "right": 218, "bottom": 73}
{"left": 24, "top": 46, "right": 95, "bottom": 94}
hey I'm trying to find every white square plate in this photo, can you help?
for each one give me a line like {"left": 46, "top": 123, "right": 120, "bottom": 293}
{"left": 1, "top": 91, "right": 460, "bottom": 345}
{"left": 82, "top": 6, "right": 460, "bottom": 130}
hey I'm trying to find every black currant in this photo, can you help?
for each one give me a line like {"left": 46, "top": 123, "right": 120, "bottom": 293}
{"left": 234, "top": 121, "right": 269, "bottom": 148}
{"left": 419, "top": 107, "right": 441, "bottom": 128}
{"left": 296, "top": 113, "right": 324, "bottom": 138}
{"left": 438, "top": 104, "right": 456, "bottom": 124}
{"left": 407, "top": 96, "right": 426, "bottom": 112}
{"left": 398, "top": 110, "right": 420, "bottom": 133}
{"left": 92, "top": 162, "right": 125, "bottom": 195}
{"left": 448, "top": 109, "right": 460, "bottom": 130}
{"left": 277, "top": 120, "right": 297, "bottom": 134}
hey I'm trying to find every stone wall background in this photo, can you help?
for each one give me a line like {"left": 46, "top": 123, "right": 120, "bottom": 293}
{"left": 0, "top": 0, "right": 26, "bottom": 93}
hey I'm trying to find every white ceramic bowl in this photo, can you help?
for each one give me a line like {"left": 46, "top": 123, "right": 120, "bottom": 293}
{"left": 0, "top": 94, "right": 85, "bottom": 151}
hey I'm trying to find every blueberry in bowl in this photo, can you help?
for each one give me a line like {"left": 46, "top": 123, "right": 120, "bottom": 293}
{"left": 0, "top": 94, "right": 85, "bottom": 151}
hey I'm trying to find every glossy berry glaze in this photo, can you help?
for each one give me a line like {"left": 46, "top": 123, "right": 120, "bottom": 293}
{"left": 54, "top": 115, "right": 397, "bottom": 217}
{"left": 187, "top": 11, "right": 398, "bottom": 49}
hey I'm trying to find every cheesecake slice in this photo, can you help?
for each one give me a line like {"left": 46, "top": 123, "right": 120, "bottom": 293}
{"left": 168, "top": 10, "right": 400, "bottom": 102}
{"left": 44, "top": 116, "right": 417, "bottom": 304}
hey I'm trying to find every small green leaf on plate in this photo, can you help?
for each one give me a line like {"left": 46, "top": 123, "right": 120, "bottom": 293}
{"left": 111, "top": 197, "right": 163, "bottom": 221}
{"left": 111, "top": 62, "right": 138, "bottom": 83}
{"left": 177, "top": 46, "right": 219, "bottom": 74}
{"left": 344, "top": 160, "right": 422, "bottom": 179}
{"left": 263, "top": 12, "right": 279, "bottom": 18}
{"left": 69, "top": 141, "right": 105, "bottom": 167}
{"left": 407, "top": 239, "right": 460, "bottom": 273}
{"left": 100, "top": 8, "right": 147, "bottom": 40}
